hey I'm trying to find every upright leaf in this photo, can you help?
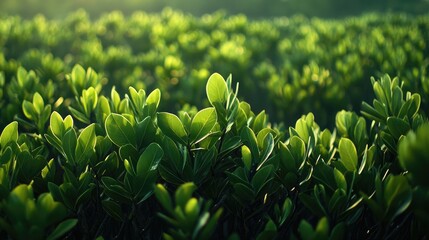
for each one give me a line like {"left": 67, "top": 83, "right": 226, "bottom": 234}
{"left": 338, "top": 138, "right": 358, "bottom": 172}
{"left": 206, "top": 73, "right": 228, "bottom": 106}
{"left": 145, "top": 89, "right": 161, "bottom": 118}
{"left": 189, "top": 108, "right": 217, "bottom": 144}
{"left": 75, "top": 124, "right": 96, "bottom": 166}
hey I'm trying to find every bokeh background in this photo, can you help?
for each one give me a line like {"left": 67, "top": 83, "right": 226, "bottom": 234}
{"left": 1, "top": 0, "right": 428, "bottom": 19}
{"left": 1, "top": 0, "right": 428, "bottom": 128}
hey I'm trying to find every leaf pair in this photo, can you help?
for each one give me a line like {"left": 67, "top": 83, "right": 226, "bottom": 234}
{"left": 158, "top": 107, "right": 218, "bottom": 147}
{"left": 22, "top": 92, "right": 51, "bottom": 132}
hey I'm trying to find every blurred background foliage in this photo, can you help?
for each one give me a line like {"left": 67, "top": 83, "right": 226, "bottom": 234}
{"left": 0, "top": 0, "right": 428, "bottom": 128}
{"left": 1, "top": 0, "right": 429, "bottom": 19}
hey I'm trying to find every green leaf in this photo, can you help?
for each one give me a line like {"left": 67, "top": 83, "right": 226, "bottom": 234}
{"left": 22, "top": 100, "right": 36, "bottom": 120}
{"left": 206, "top": 73, "right": 228, "bottom": 106}
{"left": 62, "top": 129, "right": 77, "bottom": 164}
{"left": 330, "top": 222, "right": 345, "bottom": 240}
{"left": 294, "top": 113, "right": 313, "bottom": 145}
{"left": 50, "top": 111, "right": 64, "bottom": 138}
{"left": 241, "top": 145, "right": 252, "bottom": 171}
{"left": 333, "top": 168, "right": 347, "bottom": 192}
{"left": 373, "top": 81, "right": 388, "bottom": 106}
{"left": 145, "top": 88, "right": 161, "bottom": 118}
{"left": 256, "top": 128, "right": 273, "bottom": 150}
{"left": 0, "top": 146, "right": 13, "bottom": 165}
{"left": 193, "top": 212, "right": 209, "bottom": 238}
{"left": 124, "top": 159, "right": 136, "bottom": 176}
{"left": 398, "top": 124, "right": 429, "bottom": 187}
{"left": 251, "top": 165, "right": 274, "bottom": 195}
{"left": 81, "top": 87, "right": 98, "bottom": 114}
{"left": 157, "top": 112, "right": 188, "bottom": 145}
{"left": 185, "top": 198, "right": 199, "bottom": 221}
{"left": 338, "top": 138, "right": 358, "bottom": 172}
{"left": 387, "top": 117, "right": 410, "bottom": 140}
{"left": 71, "top": 65, "right": 85, "bottom": 90}
{"left": 46, "top": 219, "right": 78, "bottom": 240}
{"left": 175, "top": 182, "right": 197, "bottom": 209}
{"left": 290, "top": 135, "right": 306, "bottom": 163}
{"left": 407, "top": 93, "right": 420, "bottom": 119}
{"left": 315, "top": 217, "right": 330, "bottom": 238}
{"left": 298, "top": 220, "right": 315, "bottom": 240}
{"left": 280, "top": 198, "right": 293, "bottom": 225}
{"left": 384, "top": 175, "right": 412, "bottom": 220}
{"left": 33, "top": 92, "right": 45, "bottom": 115}
{"left": 119, "top": 144, "right": 138, "bottom": 164}
{"left": 102, "top": 200, "right": 124, "bottom": 221}
{"left": 241, "top": 126, "right": 259, "bottom": 162}
{"left": 257, "top": 133, "right": 274, "bottom": 171}
{"left": 154, "top": 184, "right": 173, "bottom": 213}
{"left": 75, "top": 124, "right": 96, "bottom": 166}
{"left": 252, "top": 110, "right": 266, "bottom": 134}
{"left": 353, "top": 117, "right": 367, "bottom": 153}
{"left": 161, "top": 137, "right": 182, "bottom": 171}
{"left": 189, "top": 108, "right": 217, "bottom": 144}
{"left": 1, "top": 121, "right": 18, "bottom": 149}
{"left": 136, "top": 143, "right": 164, "bottom": 176}
{"left": 198, "top": 208, "right": 223, "bottom": 240}
{"left": 335, "top": 111, "right": 348, "bottom": 137}
{"left": 101, "top": 177, "right": 132, "bottom": 203}
{"left": 380, "top": 132, "right": 397, "bottom": 153}
{"left": 233, "top": 183, "right": 255, "bottom": 202}
{"left": 105, "top": 113, "right": 136, "bottom": 147}
{"left": 361, "top": 102, "right": 385, "bottom": 123}
{"left": 391, "top": 86, "right": 403, "bottom": 116}
{"left": 128, "top": 87, "right": 145, "bottom": 115}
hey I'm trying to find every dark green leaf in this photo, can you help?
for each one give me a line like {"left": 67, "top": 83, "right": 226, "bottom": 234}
{"left": 387, "top": 117, "right": 410, "bottom": 140}
{"left": 47, "top": 219, "right": 78, "bottom": 240}
{"left": 105, "top": 113, "right": 136, "bottom": 147}
{"left": 102, "top": 200, "right": 124, "bottom": 221}
{"left": 136, "top": 143, "right": 164, "bottom": 175}
{"left": 157, "top": 112, "right": 188, "bottom": 145}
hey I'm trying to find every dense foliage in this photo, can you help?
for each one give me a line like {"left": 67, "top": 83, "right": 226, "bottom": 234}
{"left": 0, "top": 10, "right": 428, "bottom": 240}
{"left": 0, "top": 10, "right": 428, "bottom": 127}
{"left": 0, "top": 66, "right": 428, "bottom": 239}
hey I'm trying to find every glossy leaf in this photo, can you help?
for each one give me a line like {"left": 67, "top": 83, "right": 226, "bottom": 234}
{"left": 136, "top": 143, "right": 164, "bottom": 175}
{"left": 189, "top": 107, "right": 217, "bottom": 144}
{"left": 105, "top": 113, "right": 136, "bottom": 147}
{"left": 157, "top": 112, "right": 188, "bottom": 145}
{"left": 145, "top": 88, "right": 161, "bottom": 118}
{"left": 75, "top": 124, "right": 96, "bottom": 166}
{"left": 206, "top": 73, "right": 228, "bottom": 106}
{"left": 338, "top": 138, "right": 358, "bottom": 172}
{"left": 0, "top": 121, "right": 18, "bottom": 149}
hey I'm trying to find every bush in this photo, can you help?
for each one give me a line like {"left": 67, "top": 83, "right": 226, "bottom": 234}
{"left": 0, "top": 66, "right": 427, "bottom": 239}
